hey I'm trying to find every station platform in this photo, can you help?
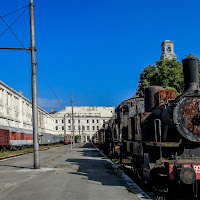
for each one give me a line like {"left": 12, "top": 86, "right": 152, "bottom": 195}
{"left": 0, "top": 142, "right": 149, "bottom": 200}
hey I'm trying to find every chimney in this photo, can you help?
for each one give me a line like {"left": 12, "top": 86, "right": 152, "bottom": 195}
{"left": 182, "top": 58, "right": 199, "bottom": 91}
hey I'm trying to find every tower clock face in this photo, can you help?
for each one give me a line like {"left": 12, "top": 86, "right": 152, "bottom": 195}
{"left": 167, "top": 45, "right": 171, "bottom": 53}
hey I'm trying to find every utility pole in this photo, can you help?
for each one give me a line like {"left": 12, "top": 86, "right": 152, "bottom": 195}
{"left": 71, "top": 94, "right": 75, "bottom": 148}
{"left": 64, "top": 114, "right": 66, "bottom": 136}
{"left": 30, "top": 0, "right": 39, "bottom": 169}
{"left": 78, "top": 113, "right": 80, "bottom": 142}
{"left": 0, "top": 0, "right": 39, "bottom": 169}
{"left": 70, "top": 114, "right": 72, "bottom": 150}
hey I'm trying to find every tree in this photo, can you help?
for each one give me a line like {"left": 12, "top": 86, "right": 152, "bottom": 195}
{"left": 136, "top": 58, "right": 184, "bottom": 97}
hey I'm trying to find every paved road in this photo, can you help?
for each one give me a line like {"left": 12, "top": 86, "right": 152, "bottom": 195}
{"left": 0, "top": 143, "right": 139, "bottom": 200}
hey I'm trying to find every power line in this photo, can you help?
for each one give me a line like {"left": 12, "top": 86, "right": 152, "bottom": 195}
{"left": 0, "top": 13, "right": 65, "bottom": 109}
{"left": 0, "top": 6, "right": 29, "bottom": 39}
{"left": 0, "top": 16, "right": 28, "bottom": 51}
{"left": 1, "top": 5, "right": 29, "bottom": 18}
{"left": 36, "top": 64, "right": 65, "bottom": 108}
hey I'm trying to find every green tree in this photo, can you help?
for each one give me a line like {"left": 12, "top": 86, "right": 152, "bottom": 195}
{"left": 136, "top": 58, "right": 184, "bottom": 97}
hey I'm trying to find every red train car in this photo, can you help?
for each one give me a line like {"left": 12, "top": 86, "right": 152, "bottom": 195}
{"left": 0, "top": 126, "right": 64, "bottom": 150}
{"left": 0, "top": 129, "right": 33, "bottom": 150}
{"left": 64, "top": 134, "right": 71, "bottom": 144}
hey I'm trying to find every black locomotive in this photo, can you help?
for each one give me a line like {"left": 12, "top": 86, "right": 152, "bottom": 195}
{"left": 92, "top": 57, "right": 200, "bottom": 197}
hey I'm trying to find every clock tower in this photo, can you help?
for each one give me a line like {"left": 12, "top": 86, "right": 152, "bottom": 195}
{"left": 160, "top": 40, "right": 177, "bottom": 60}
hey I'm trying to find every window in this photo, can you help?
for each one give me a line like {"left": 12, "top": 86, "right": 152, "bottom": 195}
{"left": 68, "top": 120, "right": 70, "bottom": 123}
{"left": 82, "top": 126, "right": 85, "bottom": 130}
{"left": 97, "top": 120, "right": 99, "bottom": 123}
{"left": 78, "top": 126, "right": 81, "bottom": 130}
{"left": 93, "top": 126, "right": 95, "bottom": 130}
{"left": 62, "top": 126, "right": 64, "bottom": 130}
{"left": 56, "top": 120, "right": 58, "bottom": 123}
{"left": 78, "top": 119, "right": 80, "bottom": 123}
{"left": 97, "top": 126, "right": 99, "bottom": 130}
{"left": 68, "top": 126, "right": 71, "bottom": 130}
{"left": 92, "top": 120, "right": 94, "bottom": 123}
{"left": 87, "top": 120, "right": 89, "bottom": 123}
{"left": 87, "top": 126, "right": 89, "bottom": 130}
{"left": 56, "top": 126, "right": 58, "bottom": 130}
{"left": 62, "top": 120, "right": 64, "bottom": 123}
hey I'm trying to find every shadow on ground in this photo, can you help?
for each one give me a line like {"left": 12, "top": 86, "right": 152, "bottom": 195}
{"left": 0, "top": 164, "right": 32, "bottom": 169}
{"left": 66, "top": 142, "right": 125, "bottom": 187}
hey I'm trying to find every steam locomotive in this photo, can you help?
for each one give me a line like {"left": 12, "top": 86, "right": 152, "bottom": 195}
{"left": 92, "top": 57, "right": 200, "bottom": 197}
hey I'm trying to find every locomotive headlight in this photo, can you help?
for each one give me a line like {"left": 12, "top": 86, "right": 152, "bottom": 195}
{"left": 180, "top": 167, "right": 196, "bottom": 185}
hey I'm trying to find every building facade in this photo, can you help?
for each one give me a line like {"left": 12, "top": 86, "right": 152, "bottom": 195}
{"left": 0, "top": 80, "right": 55, "bottom": 134}
{"left": 51, "top": 106, "right": 115, "bottom": 141}
{"left": 0, "top": 80, "right": 115, "bottom": 140}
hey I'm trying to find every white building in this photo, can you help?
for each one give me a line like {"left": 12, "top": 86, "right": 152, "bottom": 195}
{"left": 0, "top": 80, "right": 55, "bottom": 134}
{"left": 0, "top": 80, "right": 115, "bottom": 140}
{"left": 50, "top": 106, "right": 115, "bottom": 141}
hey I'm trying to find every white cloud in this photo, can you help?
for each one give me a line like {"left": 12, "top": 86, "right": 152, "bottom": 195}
{"left": 38, "top": 97, "right": 65, "bottom": 111}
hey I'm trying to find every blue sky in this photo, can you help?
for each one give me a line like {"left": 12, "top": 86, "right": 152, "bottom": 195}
{"left": 0, "top": 0, "right": 200, "bottom": 112}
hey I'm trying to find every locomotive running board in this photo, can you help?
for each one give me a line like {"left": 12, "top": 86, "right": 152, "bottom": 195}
{"left": 144, "top": 142, "right": 180, "bottom": 147}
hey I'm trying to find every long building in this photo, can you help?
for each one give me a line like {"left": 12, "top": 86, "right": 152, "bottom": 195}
{"left": 0, "top": 80, "right": 115, "bottom": 141}
{"left": 0, "top": 80, "right": 55, "bottom": 134}
{"left": 50, "top": 106, "right": 115, "bottom": 141}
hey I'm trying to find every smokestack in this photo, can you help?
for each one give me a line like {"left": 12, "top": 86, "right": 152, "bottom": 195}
{"left": 182, "top": 58, "right": 199, "bottom": 91}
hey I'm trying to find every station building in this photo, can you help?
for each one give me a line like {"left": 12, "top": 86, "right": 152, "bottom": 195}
{"left": 0, "top": 80, "right": 115, "bottom": 141}
{"left": 0, "top": 80, "right": 55, "bottom": 134}
{"left": 50, "top": 106, "right": 115, "bottom": 141}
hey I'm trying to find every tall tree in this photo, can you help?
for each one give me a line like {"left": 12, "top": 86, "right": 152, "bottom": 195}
{"left": 136, "top": 58, "right": 184, "bottom": 97}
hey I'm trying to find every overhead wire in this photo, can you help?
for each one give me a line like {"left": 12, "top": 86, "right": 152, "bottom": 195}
{"left": 0, "top": 16, "right": 28, "bottom": 51}
{"left": 0, "top": 8, "right": 65, "bottom": 109}
{"left": 1, "top": 5, "right": 29, "bottom": 18}
{"left": 0, "top": 6, "right": 29, "bottom": 39}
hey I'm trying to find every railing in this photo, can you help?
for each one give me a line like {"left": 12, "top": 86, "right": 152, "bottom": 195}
{"left": 154, "top": 119, "right": 162, "bottom": 161}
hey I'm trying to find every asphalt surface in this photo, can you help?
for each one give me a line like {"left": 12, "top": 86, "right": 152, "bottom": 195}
{"left": 0, "top": 143, "right": 139, "bottom": 200}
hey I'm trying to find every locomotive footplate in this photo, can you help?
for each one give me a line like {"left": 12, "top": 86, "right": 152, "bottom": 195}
{"left": 144, "top": 141, "right": 180, "bottom": 147}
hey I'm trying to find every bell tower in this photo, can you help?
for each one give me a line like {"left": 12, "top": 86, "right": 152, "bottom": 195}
{"left": 160, "top": 40, "right": 177, "bottom": 60}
